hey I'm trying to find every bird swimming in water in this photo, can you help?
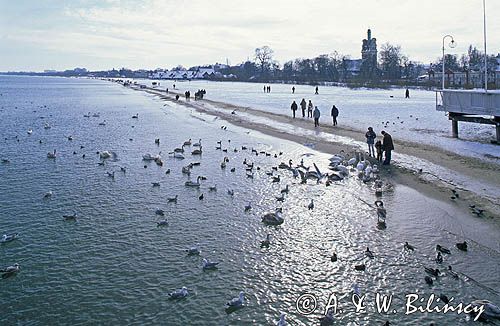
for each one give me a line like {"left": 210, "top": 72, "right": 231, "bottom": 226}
{"left": 43, "top": 191, "right": 53, "bottom": 199}
{"left": 199, "top": 193, "right": 204, "bottom": 200}
{"left": 447, "top": 265, "right": 459, "bottom": 279}
{"left": 260, "top": 234, "right": 271, "bottom": 248}
{"left": 155, "top": 209, "right": 165, "bottom": 216}
{"left": 365, "top": 247, "right": 374, "bottom": 259}
{"left": 186, "top": 246, "right": 200, "bottom": 256}
{"left": 456, "top": 241, "right": 467, "bottom": 251}
{"left": 354, "top": 264, "right": 366, "bottom": 271}
{"left": 1, "top": 233, "right": 19, "bottom": 243}
{"left": 436, "top": 245, "right": 451, "bottom": 254}
{"left": 244, "top": 202, "right": 252, "bottom": 212}
{"left": 167, "top": 195, "right": 178, "bottom": 203}
{"left": 436, "top": 252, "right": 443, "bottom": 264}
{"left": 424, "top": 276, "right": 434, "bottom": 285}
{"left": 152, "top": 182, "right": 160, "bottom": 187}
{"left": 202, "top": 258, "right": 220, "bottom": 271}
{"left": 439, "top": 294, "right": 450, "bottom": 304}
{"left": 424, "top": 267, "right": 440, "bottom": 277}
{"left": 1, "top": 263, "right": 20, "bottom": 278}
{"left": 330, "top": 253, "right": 338, "bottom": 262}
{"left": 226, "top": 291, "right": 245, "bottom": 308}
{"left": 63, "top": 213, "right": 77, "bottom": 221}
{"left": 404, "top": 242, "right": 415, "bottom": 251}
{"left": 168, "top": 287, "right": 189, "bottom": 299}
{"left": 157, "top": 220, "right": 168, "bottom": 227}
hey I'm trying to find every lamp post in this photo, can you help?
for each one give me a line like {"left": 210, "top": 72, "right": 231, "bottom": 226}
{"left": 442, "top": 35, "right": 456, "bottom": 90}
{"left": 483, "top": 0, "right": 487, "bottom": 91}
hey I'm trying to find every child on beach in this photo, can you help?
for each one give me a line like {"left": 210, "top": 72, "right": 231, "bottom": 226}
{"left": 375, "top": 140, "right": 383, "bottom": 162}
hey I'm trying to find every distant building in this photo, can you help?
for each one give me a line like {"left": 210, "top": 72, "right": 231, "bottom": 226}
{"left": 342, "top": 29, "right": 379, "bottom": 80}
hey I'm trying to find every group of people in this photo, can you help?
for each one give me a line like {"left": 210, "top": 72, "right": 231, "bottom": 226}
{"left": 365, "top": 127, "right": 394, "bottom": 165}
{"left": 263, "top": 85, "right": 272, "bottom": 93}
{"left": 290, "top": 100, "right": 339, "bottom": 128}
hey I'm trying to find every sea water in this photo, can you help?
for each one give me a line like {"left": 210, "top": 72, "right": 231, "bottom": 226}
{"left": 0, "top": 76, "right": 498, "bottom": 325}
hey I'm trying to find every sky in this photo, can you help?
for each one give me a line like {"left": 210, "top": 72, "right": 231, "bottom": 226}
{"left": 0, "top": 0, "right": 499, "bottom": 72}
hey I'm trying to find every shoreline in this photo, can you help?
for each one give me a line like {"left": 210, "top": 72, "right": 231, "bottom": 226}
{"left": 127, "top": 83, "right": 500, "bottom": 219}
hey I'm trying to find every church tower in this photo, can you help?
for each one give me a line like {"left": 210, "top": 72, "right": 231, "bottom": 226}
{"left": 361, "top": 29, "right": 379, "bottom": 79}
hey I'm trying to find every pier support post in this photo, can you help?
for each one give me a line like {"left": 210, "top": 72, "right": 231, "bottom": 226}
{"left": 451, "top": 119, "right": 459, "bottom": 138}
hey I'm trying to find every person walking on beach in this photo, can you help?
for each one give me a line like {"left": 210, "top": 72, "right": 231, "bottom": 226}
{"left": 405, "top": 88, "right": 410, "bottom": 98}
{"left": 315, "top": 86, "right": 319, "bottom": 94}
{"left": 300, "top": 98, "right": 307, "bottom": 118}
{"left": 375, "top": 140, "right": 383, "bottom": 162}
{"left": 290, "top": 101, "right": 298, "bottom": 118}
{"left": 263, "top": 85, "right": 266, "bottom": 93}
{"left": 313, "top": 106, "right": 320, "bottom": 127}
{"left": 307, "top": 100, "right": 313, "bottom": 118}
{"left": 331, "top": 105, "right": 339, "bottom": 126}
{"left": 381, "top": 131, "right": 394, "bottom": 165}
{"left": 365, "top": 127, "right": 376, "bottom": 157}
{"left": 292, "top": 86, "right": 295, "bottom": 94}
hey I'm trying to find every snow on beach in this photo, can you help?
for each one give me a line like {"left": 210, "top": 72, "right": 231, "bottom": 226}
{"left": 138, "top": 79, "right": 500, "bottom": 164}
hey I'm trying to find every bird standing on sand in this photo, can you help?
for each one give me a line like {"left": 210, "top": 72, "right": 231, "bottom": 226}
{"left": 308, "top": 199, "right": 314, "bottom": 210}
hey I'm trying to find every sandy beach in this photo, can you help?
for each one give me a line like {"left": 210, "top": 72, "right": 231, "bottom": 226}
{"left": 133, "top": 84, "right": 500, "bottom": 219}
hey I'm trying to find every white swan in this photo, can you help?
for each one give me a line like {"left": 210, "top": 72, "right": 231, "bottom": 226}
{"left": 27, "top": 129, "right": 33, "bottom": 135}
{"left": 170, "top": 152, "right": 185, "bottom": 159}
{"left": 143, "top": 152, "right": 161, "bottom": 161}
{"left": 185, "top": 176, "right": 201, "bottom": 187}
{"left": 193, "top": 139, "right": 202, "bottom": 147}
{"left": 47, "top": 149, "right": 56, "bottom": 159}
{"left": 470, "top": 300, "right": 500, "bottom": 320}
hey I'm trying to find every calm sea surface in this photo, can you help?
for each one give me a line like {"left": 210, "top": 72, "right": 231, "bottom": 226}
{"left": 0, "top": 76, "right": 498, "bottom": 325}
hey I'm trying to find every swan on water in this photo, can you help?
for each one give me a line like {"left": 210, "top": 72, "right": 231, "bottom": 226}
{"left": 47, "top": 149, "right": 57, "bottom": 159}
{"left": 260, "top": 234, "right": 271, "bottom": 248}
{"left": 43, "top": 191, "right": 53, "bottom": 198}
{"left": 470, "top": 300, "right": 500, "bottom": 321}
{"left": 185, "top": 176, "right": 201, "bottom": 187}
{"left": 208, "top": 184, "right": 217, "bottom": 192}
{"left": 1, "top": 233, "right": 19, "bottom": 243}
{"left": 191, "top": 146, "right": 202, "bottom": 155}
{"left": 202, "top": 258, "right": 220, "bottom": 270}
{"left": 262, "top": 209, "right": 284, "bottom": 225}
{"left": 173, "top": 145, "right": 185, "bottom": 153}
{"left": 170, "top": 152, "right": 185, "bottom": 159}
{"left": 168, "top": 287, "right": 189, "bottom": 299}
{"left": 226, "top": 291, "right": 245, "bottom": 307}
{"left": 143, "top": 152, "right": 161, "bottom": 161}
{"left": 132, "top": 113, "right": 139, "bottom": 119}
{"left": 63, "top": 213, "right": 77, "bottom": 221}
{"left": 155, "top": 209, "right": 164, "bottom": 216}
{"left": 99, "top": 151, "right": 112, "bottom": 159}
{"left": 183, "top": 138, "right": 192, "bottom": 146}
{"left": 193, "top": 139, "right": 202, "bottom": 147}
{"left": 152, "top": 182, "right": 160, "bottom": 187}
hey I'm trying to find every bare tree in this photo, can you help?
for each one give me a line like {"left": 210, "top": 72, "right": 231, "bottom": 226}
{"left": 254, "top": 46, "right": 274, "bottom": 75}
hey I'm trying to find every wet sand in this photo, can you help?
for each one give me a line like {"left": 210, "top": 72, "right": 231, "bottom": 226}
{"left": 128, "top": 84, "right": 500, "bottom": 219}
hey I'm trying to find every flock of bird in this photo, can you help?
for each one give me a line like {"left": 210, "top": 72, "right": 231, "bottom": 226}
{"left": 1, "top": 100, "right": 499, "bottom": 324}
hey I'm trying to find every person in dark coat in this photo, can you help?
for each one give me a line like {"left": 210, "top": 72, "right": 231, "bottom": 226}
{"left": 313, "top": 106, "right": 321, "bottom": 127}
{"left": 300, "top": 98, "right": 307, "bottom": 118}
{"left": 365, "top": 127, "right": 376, "bottom": 157}
{"left": 315, "top": 86, "right": 319, "bottom": 94}
{"left": 405, "top": 88, "right": 410, "bottom": 98}
{"left": 290, "top": 101, "right": 298, "bottom": 118}
{"left": 331, "top": 105, "right": 339, "bottom": 126}
{"left": 292, "top": 86, "right": 295, "bottom": 94}
{"left": 381, "top": 131, "right": 394, "bottom": 165}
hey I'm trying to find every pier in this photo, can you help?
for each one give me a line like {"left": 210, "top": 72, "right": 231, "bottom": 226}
{"left": 436, "top": 90, "right": 500, "bottom": 143}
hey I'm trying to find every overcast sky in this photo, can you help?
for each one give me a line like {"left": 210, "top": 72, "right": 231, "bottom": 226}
{"left": 0, "top": 0, "right": 498, "bottom": 71}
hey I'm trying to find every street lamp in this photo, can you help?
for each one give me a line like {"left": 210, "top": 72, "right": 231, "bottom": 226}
{"left": 442, "top": 35, "right": 456, "bottom": 90}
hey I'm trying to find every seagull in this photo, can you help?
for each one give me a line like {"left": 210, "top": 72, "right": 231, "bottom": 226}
{"left": 226, "top": 291, "right": 245, "bottom": 307}
{"left": 202, "top": 258, "right": 220, "bottom": 271}
{"left": 1, "top": 263, "right": 20, "bottom": 278}
{"left": 1, "top": 233, "right": 19, "bottom": 243}
{"left": 186, "top": 246, "right": 200, "bottom": 256}
{"left": 43, "top": 191, "right": 53, "bottom": 199}
{"left": 157, "top": 219, "right": 168, "bottom": 227}
{"left": 308, "top": 199, "right": 314, "bottom": 210}
{"left": 168, "top": 287, "right": 189, "bottom": 299}
{"left": 167, "top": 195, "right": 178, "bottom": 203}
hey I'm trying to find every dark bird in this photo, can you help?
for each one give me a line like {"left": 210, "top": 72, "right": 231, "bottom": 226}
{"left": 456, "top": 241, "right": 468, "bottom": 251}
{"left": 365, "top": 247, "right": 374, "bottom": 259}
{"left": 354, "top": 264, "right": 366, "bottom": 271}
{"left": 404, "top": 242, "right": 415, "bottom": 251}
{"left": 436, "top": 252, "right": 443, "bottom": 264}
{"left": 425, "top": 267, "right": 440, "bottom": 277}
{"left": 439, "top": 294, "right": 450, "bottom": 304}
{"left": 436, "top": 245, "right": 451, "bottom": 254}
{"left": 330, "top": 253, "right": 338, "bottom": 262}
{"left": 425, "top": 276, "right": 434, "bottom": 285}
{"left": 199, "top": 193, "right": 204, "bottom": 200}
